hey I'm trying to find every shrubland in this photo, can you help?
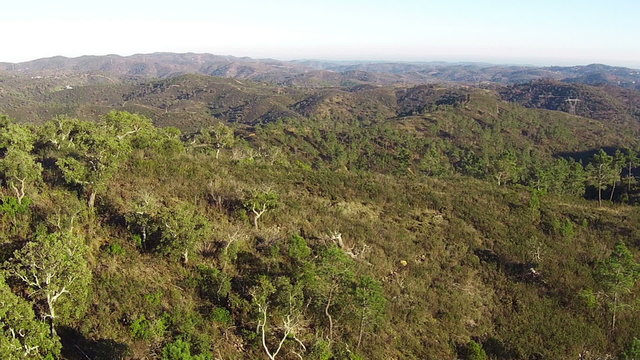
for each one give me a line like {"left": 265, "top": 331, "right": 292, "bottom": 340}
{"left": 0, "top": 103, "right": 639, "bottom": 360}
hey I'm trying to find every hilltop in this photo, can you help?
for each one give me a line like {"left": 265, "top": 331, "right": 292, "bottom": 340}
{"left": 2, "top": 53, "right": 640, "bottom": 88}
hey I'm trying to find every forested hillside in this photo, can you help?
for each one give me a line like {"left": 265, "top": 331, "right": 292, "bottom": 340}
{"left": 1, "top": 53, "right": 640, "bottom": 360}
{"left": 0, "top": 95, "right": 639, "bottom": 360}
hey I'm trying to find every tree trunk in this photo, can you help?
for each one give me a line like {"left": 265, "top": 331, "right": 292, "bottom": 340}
{"left": 10, "top": 178, "right": 26, "bottom": 204}
{"left": 610, "top": 181, "right": 616, "bottom": 202}
{"left": 629, "top": 163, "right": 633, "bottom": 193}
{"left": 46, "top": 294, "right": 57, "bottom": 336}
{"left": 252, "top": 208, "right": 266, "bottom": 230}
{"left": 598, "top": 186, "right": 602, "bottom": 206}
{"left": 325, "top": 286, "right": 335, "bottom": 340}
{"left": 88, "top": 191, "right": 96, "bottom": 209}
{"left": 598, "top": 165, "right": 603, "bottom": 206}
{"left": 253, "top": 214, "right": 260, "bottom": 230}
{"left": 357, "top": 313, "right": 366, "bottom": 350}
{"left": 612, "top": 293, "right": 618, "bottom": 331}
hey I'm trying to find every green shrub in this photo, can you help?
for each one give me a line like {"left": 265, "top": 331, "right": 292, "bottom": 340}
{"left": 308, "top": 339, "right": 333, "bottom": 360}
{"left": 161, "top": 339, "right": 210, "bottom": 360}
{"left": 104, "top": 243, "right": 125, "bottom": 256}
{"left": 620, "top": 337, "right": 640, "bottom": 360}
{"left": 464, "top": 340, "right": 488, "bottom": 360}
{"left": 130, "top": 315, "right": 167, "bottom": 340}
{"left": 210, "top": 307, "right": 232, "bottom": 325}
{"left": 288, "top": 234, "right": 311, "bottom": 261}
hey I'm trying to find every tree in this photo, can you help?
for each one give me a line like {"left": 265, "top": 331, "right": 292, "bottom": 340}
{"left": 0, "top": 120, "right": 42, "bottom": 204}
{"left": 593, "top": 241, "right": 640, "bottom": 331}
{"left": 5, "top": 232, "right": 91, "bottom": 336}
{"left": 624, "top": 149, "right": 638, "bottom": 194}
{"left": 609, "top": 150, "right": 625, "bottom": 201}
{"left": 489, "top": 151, "right": 521, "bottom": 186}
{"left": 36, "top": 116, "right": 90, "bottom": 151}
{"left": 309, "top": 244, "right": 355, "bottom": 341}
{"left": 587, "top": 150, "right": 616, "bottom": 206}
{"left": 55, "top": 122, "right": 130, "bottom": 209}
{"left": 0, "top": 148, "right": 42, "bottom": 204}
{"left": 0, "top": 119, "right": 36, "bottom": 153}
{"left": 124, "top": 192, "right": 162, "bottom": 250}
{"left": 187, "top": 123, "right": 235, "bottom": 159}
{"left": 353, "top": 276, "right": 386, "bottom": 350}
{"left": 155, "top": 203, "right": 212, "bottom": 264}
{"left": 251, "top": 276, "right": 306, "bottom": 360}
{"left": 244, "top": 189, "right": 278, "bottom": 230}
{"left": 0, "top": 273, "right": 61, "bottom": 359}
{"left": 102, "top": 110, "right": 154, "bottom": 142}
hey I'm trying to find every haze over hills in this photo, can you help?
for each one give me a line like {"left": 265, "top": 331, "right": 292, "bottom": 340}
{"left": 1, "top": 52, "right": 640, "bottom": 89}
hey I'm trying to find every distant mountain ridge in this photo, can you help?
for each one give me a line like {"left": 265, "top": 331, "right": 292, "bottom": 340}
{"left": 1, "top": 53, "right": 639, "bottom": 89}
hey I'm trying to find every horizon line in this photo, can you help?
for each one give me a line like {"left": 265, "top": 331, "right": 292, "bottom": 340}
{"left": 1, "top": 51, "right": 639, "bottom": 70}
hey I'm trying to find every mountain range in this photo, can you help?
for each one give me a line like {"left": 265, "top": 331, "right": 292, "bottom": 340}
{"left": 1, "top": 53, "right": 639, "bottom": 89}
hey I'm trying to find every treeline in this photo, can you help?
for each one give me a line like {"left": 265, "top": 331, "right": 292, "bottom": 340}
{"left": 251, "top": 116, "right": 640, "bottom": 206}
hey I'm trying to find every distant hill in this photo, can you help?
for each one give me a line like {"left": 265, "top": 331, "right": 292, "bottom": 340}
{"left": 2, "top": 53, "right": 639, "bottom": 88}
{"left": 500, "top": 80, "right": 640, "bottom": 124}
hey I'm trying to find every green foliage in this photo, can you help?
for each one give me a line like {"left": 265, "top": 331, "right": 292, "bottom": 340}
{"left": 0, "top": 273, "right": 61, "bottom": 359}
{"left": 196, "top": 265, "right": 231, "bottom": 303}
{"left": 0, "top": 148, "right": 43, "bottom": 203}
{"left": 593, "top": 241, "right": 640, "bottom": 330}
{"left": 187, "top": 123, "right": 235, "bottom": 159}
{"left": 0, "top": 196, "right": 32, "bottom": 216}
{"left": 308, "top": 339, "right": 333, "bottom": 360}
{"left": 154, "top": 203, "right": 212, "bottom": 262}
{"left": 463, "top": 340, "right": 488, "bottom": 360}
{"left": 161, "top": 339, "right": 210, "bottom": 360}
{"left": 243, "top": 189, "right": 279, "bottom": 229}
{"left": 621, "top": 338, "right": 640, "bottom": 360}
{"left": 0, "top": 108, "right": 636, "bottom": 359}
{"left": 210, "top": 308, "right": 232, "bottom": 325}
{"left": 5, "top": 231, "right": 91, "bottom": 325}
{"left": 104, "top": 243, "right": 125, "bottom": 256}
{"left": 288, "top": 234, "right": 311, "bottom": 261}
{"left": 130, "top": 315, "right": 167, "bottom": 341}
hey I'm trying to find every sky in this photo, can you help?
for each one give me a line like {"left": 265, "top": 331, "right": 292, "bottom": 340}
{"left": 2, "top": 0, "right": 639, "bottom": 67}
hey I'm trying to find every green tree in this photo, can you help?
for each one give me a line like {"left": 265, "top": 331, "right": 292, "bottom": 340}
{"left": 489, "top": 151, "right": 521, "bottom": 186}
{"left": 155, "top": 203, "right": 212, "bottom": 264}
{"left": 609, "top": 150, "right": 625, "bottom": 201}
{"left": 0, "top": 119, "right": 36, "bottom": 153}
{"left": 251, "top": 276, "right": 306, "bottom": 360}
{"left": 55, "top": 122, "right": 131, "bottom": 208}
{"left": 0, "top": 148, "right": 42, "bottom": 204}
{"left": 0, "top": 273, "right": 61, "bottom": 359}
{"left": 624, "top": 148, "right": 638, "bottom": 194}
{"left": 5, "top": 232, "right": 91, "bottom": 335}
{"left": 587, "top": 150, "right": 617, "bottom": 206}
{"left": 593, "top": 241, "right": 640, "bottom": 331}
{"left": 187, "top": 123, "right": 235, "bottom": 159}
{"left": 353, "top": 276, "right": 386, "bottom": 350}
{"left": 309, "top": 245, "right": 355, "bottom": 341}
{"left": 244, "top": 189, "right": 278, "bottom": 230}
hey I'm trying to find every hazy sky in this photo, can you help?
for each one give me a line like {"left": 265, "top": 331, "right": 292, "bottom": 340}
{"left": 2, "top": 0, "right": 639, "bottom": 67}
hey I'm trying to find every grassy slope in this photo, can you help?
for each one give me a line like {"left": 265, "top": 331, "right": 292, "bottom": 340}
{"left": 51, "top": 147, "right": 638, "bottom": 359}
